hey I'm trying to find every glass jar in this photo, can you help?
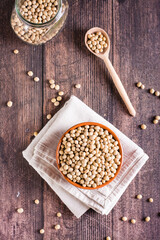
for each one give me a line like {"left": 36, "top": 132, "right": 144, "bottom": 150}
{"left": 11, "top": 0, "right": 69, "bottom": 45}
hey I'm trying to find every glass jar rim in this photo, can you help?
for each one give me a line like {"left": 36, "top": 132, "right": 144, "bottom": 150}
{"left": 15, "top": 0, "right": 62, "bottom": 27}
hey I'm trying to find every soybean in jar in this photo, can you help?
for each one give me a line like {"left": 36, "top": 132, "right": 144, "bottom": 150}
{"left": 11, "top": 0, "right": 69, "bottom": 45}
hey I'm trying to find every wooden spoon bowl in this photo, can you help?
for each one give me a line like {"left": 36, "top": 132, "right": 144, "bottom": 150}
{"left": 85, "top": 27, "right": 110, "bottom": 59}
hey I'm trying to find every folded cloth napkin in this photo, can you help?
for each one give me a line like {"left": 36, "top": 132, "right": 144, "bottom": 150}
{"left": 23, "top": 96, "right": 149, "bottom": 218}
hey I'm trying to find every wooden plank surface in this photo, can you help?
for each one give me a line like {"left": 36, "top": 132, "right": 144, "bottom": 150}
{"left": 0, "top": 1, "right": 44, "bottom": 240}
{"left": 0, "top": 0, "right": 160, "bottom": 239}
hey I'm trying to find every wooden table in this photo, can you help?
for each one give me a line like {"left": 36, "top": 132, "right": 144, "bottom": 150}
{"left": 0, "top": 0, "right": 159, "bottom": 239}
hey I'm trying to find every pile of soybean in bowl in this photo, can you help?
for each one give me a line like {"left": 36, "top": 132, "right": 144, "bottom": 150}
{"left": 59, "top": 124, "right": 121, "bottom": 188}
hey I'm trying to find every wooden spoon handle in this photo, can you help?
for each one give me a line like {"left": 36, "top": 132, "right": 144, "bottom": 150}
{"left": 103, "top": 56, "right": 136, "bottom": 117}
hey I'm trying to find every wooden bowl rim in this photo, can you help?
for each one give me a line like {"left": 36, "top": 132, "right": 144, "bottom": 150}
{"left": 56, "top": 122, "right": 123, "bottom": 190}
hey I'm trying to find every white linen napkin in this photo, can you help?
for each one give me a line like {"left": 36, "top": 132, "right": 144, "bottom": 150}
{"left": 23, "top": 95, "right": 149, "bottom": 218}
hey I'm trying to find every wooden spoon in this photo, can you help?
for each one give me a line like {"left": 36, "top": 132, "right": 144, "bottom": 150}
{"left": 85, "top": 27, "right": 136, "bottom": 117}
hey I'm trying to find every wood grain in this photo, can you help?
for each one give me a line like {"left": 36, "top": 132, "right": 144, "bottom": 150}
{"left": 0, "top": 0, "right": 160, "bottom": 239}
{"left": 0, "top": 1, "right": 44, "bottom": 239}
{"left": 112, "top": 0, "right": 160, "bottom": 239}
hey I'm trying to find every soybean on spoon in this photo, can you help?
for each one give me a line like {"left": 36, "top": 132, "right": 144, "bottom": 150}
{"left": 85, "top": 27, "right": 136, "bottom": 117}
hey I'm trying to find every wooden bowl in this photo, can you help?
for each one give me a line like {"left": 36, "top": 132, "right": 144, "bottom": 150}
{"left": 56, "top": 122, "right": 123, "bottom": 190}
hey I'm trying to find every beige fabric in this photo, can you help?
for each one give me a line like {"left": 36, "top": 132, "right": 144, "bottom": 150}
{"left": 23, "top": 96, "right": 149, "bottom": 218}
